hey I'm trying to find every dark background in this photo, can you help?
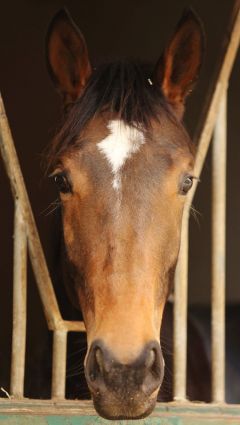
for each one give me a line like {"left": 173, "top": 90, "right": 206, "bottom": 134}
{"left": 0, "top": 0, "right": 239, "bottom": 398}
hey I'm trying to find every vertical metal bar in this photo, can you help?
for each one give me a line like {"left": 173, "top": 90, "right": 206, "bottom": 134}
{"left": 173, "top": 207, "right": 189, "bottom": 401}
{"left": 10, "top": 200, "right": 27, "bottom": 398}
{"left": 51, "top": 330, "right": 67, "bottom": 399}
{"left": 211, "top": 90, "right": 227, "bottom": 402}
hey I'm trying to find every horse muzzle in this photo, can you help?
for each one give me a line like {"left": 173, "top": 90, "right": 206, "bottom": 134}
{"left": 85, "top": 340, "right": 164, "bottom": 419}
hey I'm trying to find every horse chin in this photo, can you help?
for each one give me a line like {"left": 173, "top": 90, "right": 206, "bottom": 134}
{"left": 92, "top": 392, "right": 157, "bottom": 420}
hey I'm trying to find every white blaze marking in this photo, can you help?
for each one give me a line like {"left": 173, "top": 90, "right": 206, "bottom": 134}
{"left": 97, "top": 120, "right": 145, "bottom": 192}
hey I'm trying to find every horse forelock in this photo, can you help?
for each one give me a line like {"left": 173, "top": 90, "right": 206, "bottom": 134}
{"left": 45, "top": 60, "right": 178, "bottom": 171}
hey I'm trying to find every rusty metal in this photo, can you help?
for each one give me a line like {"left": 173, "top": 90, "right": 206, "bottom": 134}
{"left": 10, "top": 200, "right": 27, "bottom": 398}
{"left": 211, "top": 91, "right": 227, "bottom": 402}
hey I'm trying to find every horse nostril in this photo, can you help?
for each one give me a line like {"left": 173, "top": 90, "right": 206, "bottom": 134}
{"left": 142, "top": 344, "right": 164, "bottom": 396}
{"left": 151, "top": 348, "right": 162, "bottom": 379}
{"left": 95, "top": 347, "right": 104, "bottom": 374}
{"left": 145, "top": 349, "right": 155, "bottom": 369}
{"left": 88, "top": 345, "right": 107, "bottom": 384}
{"left": 90, "top": 372, "right": 96, "bottom": 382}
{"left": 88, "top": 347, "right": 102, "bottom": 382}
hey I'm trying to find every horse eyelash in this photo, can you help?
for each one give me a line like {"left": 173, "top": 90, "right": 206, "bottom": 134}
{"left": 192, "top": 175, "right": 201, "bottom": 182}
{"left": 48, "top": 170, "right": 62, "bottom": 179}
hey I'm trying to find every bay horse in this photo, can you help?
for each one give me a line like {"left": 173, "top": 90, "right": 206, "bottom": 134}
{"left": 46, "top": 8, "right": 207, "bottom": 420}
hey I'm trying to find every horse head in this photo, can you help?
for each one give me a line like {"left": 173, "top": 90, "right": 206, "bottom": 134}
{"left": 46, "top": 9, "right": 204, "bottom": 419}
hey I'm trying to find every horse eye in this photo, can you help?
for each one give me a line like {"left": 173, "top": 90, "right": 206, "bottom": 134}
{"left": 53, "top": 173, "right": 72, "bottom": 194}
{"left": 181, "top": 176, "right": 193, "bottom": 195}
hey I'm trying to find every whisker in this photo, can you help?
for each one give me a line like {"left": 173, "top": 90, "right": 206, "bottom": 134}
{"left": 67, "top": 363, "right": 85, "bottom": 372}
{"left": 41, "top": 198, "right": 61, "bottom": 216}
{"left": 67, "top": 367, "right": 84, "bottom": 376}
{"left": 67, "top": 346, "right": 87, "bottom": 358}
{"left": 190, "top": 204, "right": 201, "bottom": 226}
{"left": 66, "top": 370, "right": 85, "bottom": 378}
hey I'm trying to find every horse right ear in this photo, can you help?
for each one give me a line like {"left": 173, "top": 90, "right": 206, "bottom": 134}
{"left": 153, "top": 9, "right": 205, "bottom": 119}
{"left": 46, "top": 9, "right": 92, "bottom": 106}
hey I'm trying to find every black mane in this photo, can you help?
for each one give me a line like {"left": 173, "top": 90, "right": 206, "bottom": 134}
{"left": 47, "top": 61, "right": 170, "bottom": 168}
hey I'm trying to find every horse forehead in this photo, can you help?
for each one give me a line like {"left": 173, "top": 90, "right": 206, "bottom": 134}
{"left": 96, "top": 119, "right": 146, "bottom": 191}
{"left": 63, "top": 116, "right": 192, "bottom": 192}
{"left": 97, "top": 120, "right": 145, "bottom": 173}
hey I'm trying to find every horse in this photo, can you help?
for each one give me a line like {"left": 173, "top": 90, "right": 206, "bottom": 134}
{"left": 45, "top": 8, "right": 208, "bottom": 420}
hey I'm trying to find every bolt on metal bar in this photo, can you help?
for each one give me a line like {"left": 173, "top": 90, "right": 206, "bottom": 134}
{"left": 10, "top": 200, "right": 27, "bottom": 398}
{"left": 51, "top": 330, "right": 68, "bottom": 399}
{"left": 211, "top": 91, "right": 227, "bottom": 403}
{"left": 173, "top": 2, "right": 240, "bottom": 401}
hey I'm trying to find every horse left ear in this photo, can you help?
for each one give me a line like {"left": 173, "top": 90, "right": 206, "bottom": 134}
{"left": 46, "top": 9, "right": 92, "bottom": 106}
{"left": 153, "top": 9, "right": 205, "bottom": 118}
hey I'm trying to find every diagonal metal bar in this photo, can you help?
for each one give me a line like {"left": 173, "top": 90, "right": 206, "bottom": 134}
{"left": 0, "top": 94, "right": 85, "bottom": 333}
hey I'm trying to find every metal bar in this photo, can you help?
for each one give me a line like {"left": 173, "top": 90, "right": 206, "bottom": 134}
{"left": 51, "top": 330, "right": 67, "bottom": 399}
{"left": 60, "top": 321, "right": 85, "bottom": 332}
{"left": 173, "top": 208, "right": 189, "bottom": 401}
{"left": 10, "top": 200, "right": 27, "bottom": 398}
{"left": 0, "top": 94, "right": 86, "bottom": 333}
{"left": 192, "top": 0, "right": 240, "bottom": 192}
{"left": 0, "top": 95, "right": 61, "bottom": 330}
{"left": 211, "top": 91, "right": 227, "bottom": 402}
{"left": 173, "top": 2, "right": 240, "bottom": 401}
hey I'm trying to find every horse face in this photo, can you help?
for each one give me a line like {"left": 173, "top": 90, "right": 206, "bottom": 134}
{"left": 46, "top": 9, "right": 204, "bottom": 420}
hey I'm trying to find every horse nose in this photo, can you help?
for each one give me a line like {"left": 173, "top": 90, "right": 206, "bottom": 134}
{"left": 85, "top": 340, "right": 164, "bottom": 396}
